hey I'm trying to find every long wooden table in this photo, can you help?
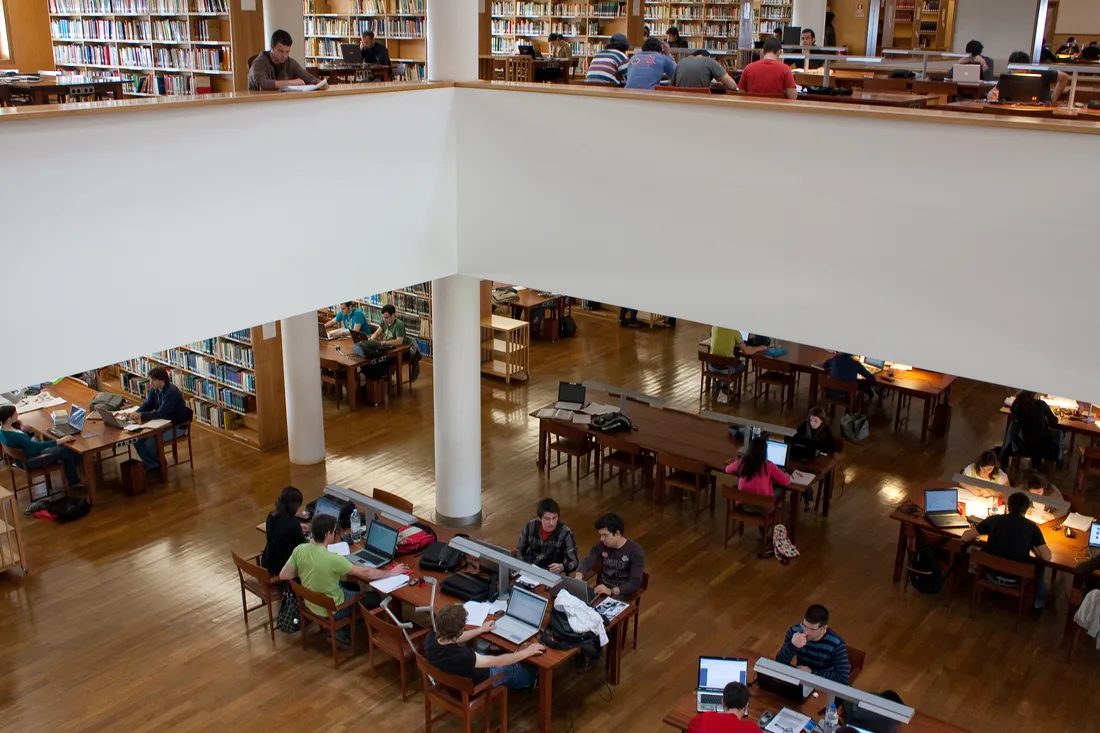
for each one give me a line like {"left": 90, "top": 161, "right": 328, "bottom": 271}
{"left": 663, "top": 651, "right": 971, "bottom": 732}
{"left": 0, "top": 77, "right": 125, "bottom": 105}
{"left": 798, "top": 90, "right": 940, "bottom": 107}
{"left": 309, "top": 63, "right": 394, "bottom": 83}
{"left": 318, "top": 336, "right": 411, "bottom": 410}
{"left": 14, "top": 378, "right": 168, "bottom": 504}
{"left": 495, "top": 283, "right": 565, "bottom": 342}
{"left": 531, "top": 390, "right": 840, "bottom": 542}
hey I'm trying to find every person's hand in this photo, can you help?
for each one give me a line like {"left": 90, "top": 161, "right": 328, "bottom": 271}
{"left": 548, "top": 563, "right": 564, "bottom": 574}
{"left": 797, "top": 665, "right": 812, "bottom": 673}
{"left": 791, "top": 632, "right": 808, "bottom": 649}
{"left": 480, "top": 619, "right": 496, "bottom": 634}
{"left": 594, "top": 584, "right": 612, "bottom": 597}
{"left": 524, "top": 643, "right": 546, "bottom": 657}
{"left": 287, "top": 79, "right": 306, "bottom": 86}
{"left": 57, "top": 435, "right": 75, "bottom": 445}
{"left": 572, "top": 572, "right": 584, "bottom": 580}
{"left": 389, "top": 563, "right": 410, "bottom": 576}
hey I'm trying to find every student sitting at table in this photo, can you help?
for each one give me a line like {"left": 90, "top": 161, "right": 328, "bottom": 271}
{"left": 739, "top": 37, "right": 797, "bottom": 99}
{"left": 359, "top": 30, "right": 390, "bottom": 66}
{"left": 130, "top": 367, "right": 190, "bottom": 477}
{"left": 961, "top": 491, "right": 1051, "bottom": 613}
{"left": 0, "top": 404, "right": 84, "bottom": 490}
{"left": 687, "top": 681, "right": 762, "bottom": 733}
{"left": 248, "top": 29, "right": 319, "bottom": 91}
{"left": 708, "top": 326, "right": 746, "bottom": 402}
{"left": 625, "top": 37, "right": 677, "bottom": 90}
{"left": 371, "top": 303, "right": 406, "bottom": 347}
{"left": 261, "top": 486, "right": 307, "bottom": 577}
{"left": 584, "top": 34, "right": 631, "bottom": 86}
{"left": 949, "top": 40, "right": 995, "bottom": 81}
{"left": 1002, "top": 390, "right": 1061, "bottom": 471}
{"left": 794, "top": 407, "right": 833, "bottom": 510}
{"left": 1056, "top": 37, "right": 1082, "bottom": 57}
{"left": 515, "top": 497, "right": 579, "bottom": 574}
{"left": 988, "top": 51, "right": 1069, "bottom": 105}
{"left": 574, "top": 512, "right": 645, "bottom": 598}
{"left": 776, "top": 604, "right": 851, "bottom": 684}
{"left": 724, "top": 437, "right": 791, "bottom": 514}
{"left": 821, "top": 353, "right": 876, "bottom": 401}
{"left": 426, "top": 604, "right": 545, "bottom": 689}
{"left": 666, "top": 26, "right": 690, "bottom": 49}
{"left": 961, "top": 449, "right": 1010, "bottom": 494}
{"left": 1019, "top": 472, "right": 1065, "bottom": 522}
{"left": 548, "top": 32, "right": 572, "bottom": 60}
{"left": 279, "top": 514, "right": 409, "bottom": 646}
{"left": 673, "top": 50, "right": 739, "bottom": 90}
{"left": 325, "top": 302, "right": 368, "bottom": 335}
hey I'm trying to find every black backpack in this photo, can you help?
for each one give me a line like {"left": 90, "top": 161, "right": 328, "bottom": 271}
{"left": 441, "top": 572, "right": 492, "bottom": 601}
{"left": 540, "top": 609, "right": 601, "bottom": 660}
{"left": 48, "top": 497, "right": 91, "bottom": 524}
{"left": 419, "top": 540, "right": 467, "bottom": 573}
{"left": 559, "top": 315, "right": 577, "bottom": 338}
{"left": 908, "top": 534, "right": 949, "bottom": 595}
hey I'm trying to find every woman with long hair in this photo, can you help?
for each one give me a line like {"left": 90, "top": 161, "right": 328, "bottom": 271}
{"left": 724, "top": 437, "right": 791, "bottom": 514}
{"left": 261, "top": 485, "right": 306, "bottom": 576}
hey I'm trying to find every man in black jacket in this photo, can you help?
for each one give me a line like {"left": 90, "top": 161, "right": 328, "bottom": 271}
{"left": 132, "top": 366, "right": 190, "bottom": 475}
{"left": 515, "top": 498, "right": 579, "bottom": 574}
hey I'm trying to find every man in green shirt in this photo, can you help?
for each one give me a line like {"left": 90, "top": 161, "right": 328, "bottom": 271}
{"left": 371, "top": 303, "right": 407, "bottom": 347}
{"left": 709, "top": 326, "right": 746, "bottom": 403}
{"left": 280, "top": 513, "right": 408, "bottom": 645}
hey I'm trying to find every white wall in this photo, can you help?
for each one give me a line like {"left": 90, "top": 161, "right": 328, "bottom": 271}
{"left": 793, "top": 0, "right": 828, "bottom": 40}
{"left": 456, "top": 88, "right": 1100, "bottom": 403}
{"left": 0, "top": 88, "right": 457, "bottom": 391}
{"left": 954, "top": 0, "right": 1039, "bottom": 66}
{"left": 263, "top": 0, "right": 306, "bottom": 67}
{"left": 1057, "top": 0, "right": 1100, "bottom": 34}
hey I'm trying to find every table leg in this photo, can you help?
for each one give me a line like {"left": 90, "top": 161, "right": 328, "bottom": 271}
{"left": 346, "top": 365, "right": 358, "bottom": 411}
{"left": 396, "top": 351, "right": 405, "bottom": 395}
{"left": 787, "top": 488, "right": 799, "bottom": 543}
{"left": 821, "top": 469, "right": 835, "bottom": 517}
{"left": 538, "top": 666, "right": 553, "bottom": 733}
{"left": 892, "top": 522, "right": 907, "bottom": 582}
{"left": 920, "top": 397, "right": 932, "bottom": 442}
{"left": 82, "top": 452, "right": 97, "bottom": 505}
{"left": 536, "top": 420, "right": 547, "bottom": 469}
{"left": 608, "top": 623, "right": 625, "bottom": 684}
{"left": 807, "top": 371, "right": 820, "bottom": 406}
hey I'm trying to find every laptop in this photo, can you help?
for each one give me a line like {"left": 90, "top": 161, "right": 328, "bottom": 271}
{"left": 695, "top": 656, "right": 748, "bottom": 712}
{"left": 1089, "top": 521, "right": 1100, "bottom": 559}
{"left": 555, "top": 381, "right": 586, "bottom": 411}
{"left": 319, "top": 322, "right": 333, "bottom": 340}
{"left": 313, "top": 494, "right": 349, "bottom": 522}
{"left": 492, "top": 586, "right": 550, "bottom": 644}
{"left": 952, "top": 63, "right": 981, "bottom": 83}
{"left": 555, "top": 575, "right": 595, "bottom": 605}
{"left": 757, "top": 668, "right": 812, "bottom": 704}
{"left": 48, "top": 404, "right": 87, "bottom": 437}
{"left": 518, "top": 44, "right": 543, "bottom": 59}
{"left": 350, "top": 520, "right": 400, "bottom": 568}
{"left": 863, "top": 357, "right": 886, "bottom": 375}
{"left": 350, "top": 329, "right": 373, "bottom": 344}
{"left": 766, "top": 439, "right": 789, "bottom": 469}
{"left": 98, "top": 408, "right": 136, "bottom": 429}
{"left": 997, "top": 72, "right": 1048, "bottom": 104}
{"left": 340, "top": 43, "right": 364, "bottom": 64}
{"left": 924, "top": 488, "right": 969, "bottom": 529}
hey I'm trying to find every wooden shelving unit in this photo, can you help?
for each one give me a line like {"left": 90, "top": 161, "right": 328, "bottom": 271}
{"left": 0, "top": 487, "right": 28, "bottom": 574}
{"left": 643, "top": 1, "right": 742, "bottom": 52}
{"left": 320, "top": 281, "right": 433, "bottom": 358}
{"left": 303, "top": 0, "right": 427, "bottom": 81}
{"left": 98, "top": 324, "right": 288, "bottom": 450}
{"left": 46, "top": 0, "right": 265, "bottom": 96}
{"left": 481, "top": 315, "right": 529, "bottom": 384}
{"left": 754, "top": 0, "right": 792, "bottom": 42}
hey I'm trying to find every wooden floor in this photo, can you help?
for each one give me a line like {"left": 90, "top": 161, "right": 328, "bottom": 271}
{"left": 1, "top": 312, "right": 1096, "bottom": 733}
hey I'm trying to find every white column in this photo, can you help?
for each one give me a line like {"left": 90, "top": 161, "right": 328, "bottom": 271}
{"left": 263, "top": 0, "right": 307, "bottom": 67}
{"left": 793, "top": 0, "right": 828, "bottom": 40}
{"left": 281, "top": 312, "right": 326, "bottom": 466}
{"left": 432, "top": 275, "right": 482, "bottom": 524}
{"left": 427, "top": 0, "right": 478, "bottom": 81}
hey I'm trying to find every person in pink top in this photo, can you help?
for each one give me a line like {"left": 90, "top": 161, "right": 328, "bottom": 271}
{"left": 724, "top": 437, "right": 791, "bottom": 514}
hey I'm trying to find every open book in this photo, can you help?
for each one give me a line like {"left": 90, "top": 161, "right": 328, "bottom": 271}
{"left": 281, "top": 78, "right": 329, "bottom": 93}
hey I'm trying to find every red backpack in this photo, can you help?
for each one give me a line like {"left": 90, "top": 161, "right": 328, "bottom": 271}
{"left": 396, "top": 523, "right": 436, "bottom": 556}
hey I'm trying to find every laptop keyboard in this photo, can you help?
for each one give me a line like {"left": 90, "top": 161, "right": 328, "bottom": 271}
{"left": 699, "top": 694, "right": 722, "bottom": 705}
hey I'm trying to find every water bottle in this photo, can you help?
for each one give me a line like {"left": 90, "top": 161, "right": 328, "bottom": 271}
{"left": 350, "top": 508, "right": 361, "bottom": 542}
{"left": 822, "top": 704, "right": 839, "bottom": 733}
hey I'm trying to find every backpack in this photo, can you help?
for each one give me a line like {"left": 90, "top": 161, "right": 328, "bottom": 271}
{"left": 540, "top": 608, "right": 602, "bottom": 660}
{"left": 276, "top": 584, "right": 301, "bottom": 633}
{"left": 770, "top": 524, "right": 799, "bottom": 565}
{"left": 840, "top": 411, "right": 870, "bottom": 443}
{"left": 396, "top": 523, "right": 436, "bottom": 556}
{"left": 89, "top": 392, "right": 126, "bottom": 413}
{"left": 559, "top": 315, "right": 578, "bottom": 338}
{"left": 419, "top": 540, "right": 467, "bottom": 573}
{"left": 440, "top": 572, "right": 492, "bottom": 601}
{"left": 47, "top": 496, "right": 90, "bottom": 524}
{"left": 908, "top": 535, "right": 949, "bottom": 595}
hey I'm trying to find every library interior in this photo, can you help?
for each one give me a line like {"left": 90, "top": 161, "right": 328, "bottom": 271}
{"left": 2, "top": 1, "right": 1100, "bottom": 733}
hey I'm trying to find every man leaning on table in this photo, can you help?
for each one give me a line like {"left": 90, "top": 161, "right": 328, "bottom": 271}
{"left": 248, "top": 29, "right": 319, "bottom": 91}
{"left": 371, "top": 304, "right": 406, "bottom": 347}
{"left": 128, "top": 366, "right": 189, "bottom": 477}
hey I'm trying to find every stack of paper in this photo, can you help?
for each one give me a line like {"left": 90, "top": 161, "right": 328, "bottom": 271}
{"left": 790, "top": 470, "right": 815, "bottom": 487}
{"left": 463, "top": 599, "right": 507, "bottom": 626}
{"left": 516, "top": 574, "right": 544, "bottom": 588}
{"left": 765, "top": 708, "right": 813, "bottom": 733}
{"left": 370, "top": 574, "right": 410, "bottom": 594}
{"left": 327, "top": 542, "right": 351, "bottom": 555}
{"left": 1064, "top": 513, "right": 1096, "bottom": 532}
{"left": 581, "top": 403, "right": 618, "bottom": 416}
{"left": 535, "top": 408, "right": 574, "bottom": 420}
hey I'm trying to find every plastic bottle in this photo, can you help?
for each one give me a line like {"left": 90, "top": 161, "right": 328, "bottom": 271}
{"left": 350, "top": 508, "right": 361, "bottom": 542}
{"left": 822, "top": 704, "right": 839, "bottom": 733}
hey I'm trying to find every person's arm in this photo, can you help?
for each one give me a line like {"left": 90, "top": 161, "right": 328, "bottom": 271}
{"left": 854, "top": 360, "right": 876, "bottom": 384}
{"left": 347, "top": 561, "right": 409, "bottom": 582}
{"left": 381, "top": 44, "right": 391, "bottom": 67}
{"left": 614, "top": 545, "right": 644, "bottom": 597}
{"left": 775, "top": 626, "right": 797, "bottom": 665}
{"left": 769, "top": 462, "right": 792, "bottom": 487}
{"left": 561, "top": 528, "right": 580, "bottom": 574}
{"left": 725, "top": 457, "right": 742, "bottom": 475}
{"left": 1032, "top": 527, "right": 1052, "bottom": 562}
{"left": 784, "top": 67, "right": 797, "bottom": 99}
{"left": 474, "top": 643, "right": 545, "bottom": 668}
{"left": 350, "top": 312, "right": 365, "bottom": 333}
{"left": 515, "top": 522, "right": 531, "bottom": 563}
{"left": 1053, "top": 71, "right": 1070, "bottom": 103}
{"left": 1075, "top": 554, "right": 1100, "bottom": 578}
{"left": 457, "top": 620, "right": 496, "bottom": 643}
{"left": 718, "top": 72, "right": 738, "bottom": 91}
{"left": 962, "top": 516, "right": 993, "bottom": 543}
{"left": 291, "top": 58, "right": 319, "bottom": 85}
{"left": 278, "top": 557, "right": 297, "bottom": 582}
{"left": 249, "top": 63, "right": 279, "bottom": 91}
{"left": 144, "top": 386, "right": 185, "bottom": 422}
{"left": 137, "top": 390, "right": 157, "bottom": 415}
{"left": 821, "top": 640, "right": 852, "bottom": 684}
{"left": 616, "top": 56, "right": 630, "bottom": 86}
{"left": 574, "top": 543, "right": 600, "bottom": 578}
{"left": 324, "top": 316, "right": 337, "bottom": 328}
{"left": 687, "top": 714, "right": 706, "bottom": 733}
{"left": 1041, "top": 402, "right": 1059, "bottom": 429}
{"left": 663, "top": 56, "right": 677, "bottom": 80}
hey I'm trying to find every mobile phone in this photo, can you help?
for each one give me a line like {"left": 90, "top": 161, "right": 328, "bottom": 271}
{"left": 759, "top": 711, "right": 775, "bottom": 726}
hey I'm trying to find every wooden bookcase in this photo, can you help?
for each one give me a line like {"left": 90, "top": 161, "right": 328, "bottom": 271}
{"left": 643, "top": 1, "right": 742, "bottom": 52}
{"left": 98, "top": 324, "right": 288, "bottom": 450}
{"left": 46, "top": 0, "right": 265, "bottom": 96}
{"left": 880, "top": 0, "right": 955, "bottom": 52}
{"left": 320, "top": 281, "right": 433, "bottom": 358}
{"left": 754, "top": 0, "right": 792, "bottom": 41}
{"left": 0, "top": 487, "right": 28, "bottom": 574}
{"left": 303, "top": 0, "right": 427, "bottom": 81}
{"left": 481, "top": 315, "right": 529, "bottom": 384}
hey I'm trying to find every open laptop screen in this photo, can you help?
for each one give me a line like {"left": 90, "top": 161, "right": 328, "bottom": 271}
{"left": 766, "top": 440, "right": 789, "bottom": 468}
{"left": 365, "top": 520, "right": 399, "bottom": 555}
{"left": 925, "top": 489, "right": 958, "bottom": 513}
{"left": 557, "top": 382, "right": 586, "bottom": 404}
{"left": 698, "top": 657, "right": 748, "bottom": 689}
{"left": 864, "top": 358, "right": 886, "bottom": 369}
{"left": 1090, "top": 522, "right": 1100, "bottom": 548}
{"left": 69, "top": 404, "right": 87, "bottom": 430}
{"left": 508, "top": 587, "right": 548, "bottom": 628}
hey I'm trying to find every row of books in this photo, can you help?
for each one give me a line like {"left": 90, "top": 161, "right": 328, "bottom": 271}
{"left": 152, "top": 19, "right": 188, "bottom": 40}
{"left": 49, "top": 0, "right": 227, "bottom": 12}
{"left": 161, "top": 74, "right": 194, "bottom": 94}
{"left": 220, "top": 388, "right": 252, "bottom": 413}
{"left": 188, "top": 338, "right": 216, "bottom": 355}
{"left": 400, "top": 62, "right": 426, "bottom": 80}
{"left": 50, "top": 19, "right": 151, "bottom": 40}
{"left": 154, "top": 46, "right": 230, "bottom": 70}
{"left": 304, "top": 0, "right": 424, "bottom": 12}
{"left": 644, "top": 7, "right": 738, "bottom": 20}
{"left": 755, "top": 19, "right": 788, "bottom": 35}
{"left": 217, "top": 341, "right": 254, "bottom": 369}
{"left": 225, "top": 329, "right": 251, "bottom": 344}
{"left": 396, "top": 314, "right": 431, "bottom": 340}
{"left": 120, "top": 371, "right": 150, "bottom": 398}
{"left": 189, "top": 400, "right": 241, "bottom": 431}
{"left": 400, "top": 282, "right": 431, "bottom": 297}
{"left": 54, "top": 43, "right": 125, "bottom": 65}
{"left": 305, "top": 17, "right": 352, "bottom": 35}
{"left": 392, "top": 292, "right": 430, "bottom": 317}
{"left": 493, "top": 20, "right": 549, "bottom": 35}
{"left": 218, "top": 365, "right": 256, "bottom": 394}
{"left": 756, "top": 7, "right": 792, "bottom": 20}
{"left": 645, "top": 21, "right": 737, "bottom": 36}
{"left": 173, "top": 372, "right": 219, "bottom": 403}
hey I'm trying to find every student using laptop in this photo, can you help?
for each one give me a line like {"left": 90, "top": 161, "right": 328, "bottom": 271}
{"left": 359, "top": 30, "right": 390, "bottom": 66}
{"left": 128, "top": 367, "right": 190, "bottom": 477}
{"left": 324, "top": 302, "right": 368, "bottom": 335}
{"left": 724, "top": 437, "right": 790, "bottom": 515}
{"left": 515, "top": 497, "right": 579, "bottom": 574}
{"left": 960, "top": 491, "right": 1051, "bottom": 613}
{"left": 949, "top": 40, "right": 994, "bottom": 81}
{"left": 961, "top": 450, "right": 1009, "bottom": 496}
{"left": 279, "top": 514, "right": 409, "bottom": 646}
{"left": 988, "top": 51, "right": 1069, "bottom": 105}
{"left": 1073, "top": 527, "right": 1100, "bottom": 593}
{"left": 821, "top": 352, "right": 876, "bottom": 401}
{"left": 574, "top": 512, "right": 645, "bottom": 598}
{"left": 0, "top": 404, "right": 84, "bottom": 490}
{"left": 776, "top": 604, "right": 851, "bottom": 684}
{"left": 425, "top": 605, "right": 545, "bottom": 690}
{"left": 688, "top": 681, "right": 762, "bottom": 733}
{"left": 370, "top": 303, "right": 406, "bottom": 347}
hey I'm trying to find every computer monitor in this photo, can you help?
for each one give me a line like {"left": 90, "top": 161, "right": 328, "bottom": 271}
{"left": 924, "top": 489, "right": 958, "bottom": 513}
{"left": 766, "top": 439, "right": 789, "bottom": 468}
{"left": 997, "top": 72, "right": 1048, "bottom": 103}
{"left": 698, "top": 656, "right": 748, "bottom": 689}
{"left": 314, "top": 495, "right": 346, "bottom": 520}
{"left": 864, "top": 357, "right": 886, "bottom": 370}
{"left": 1089, "top": 521, "right": 1100, "bottom": 548}
{"left": 782, "top": 26, "right": 802, "bottom": 45}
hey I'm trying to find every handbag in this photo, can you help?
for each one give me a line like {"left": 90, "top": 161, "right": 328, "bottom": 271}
{"left": 840, "top": 411, "right": 869, "bottom": 442}
{"left": 276, "top": 584, "right": 300, "bottom": 633}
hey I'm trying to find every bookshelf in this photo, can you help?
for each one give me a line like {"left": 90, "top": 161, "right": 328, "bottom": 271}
{"left": 98, "top": 324, "right": 288, "bottom": 451}
{"left": 883, "top": 0, "right": 954, "bottom": 51}
{"left": 754, "top": 0, "right": 792, "bottom": 42}
{"left": 0, "top": 488, "right": 28, "bottom": 574}
{"left": 46, "top": 0, "right": 265, "bottom": 96}
{"left": 481, "top": 315, "right": 529, "bottom": 384}
{"left": 643, "top": 1, "right": 743, "bottom": 53}
{"left": 303, "top": 0, "right": 427, "bottom": 82}
{"left": 891, "top": 0, "right": 916, "bottom": 50}
{"left": 319, "top": 281, "right": 433, "bottom": 358}
{"left": 485, "top": 1, "right": 643, "bottom": 77}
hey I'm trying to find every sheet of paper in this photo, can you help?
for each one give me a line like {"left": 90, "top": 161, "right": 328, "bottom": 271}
{"left": 962, "top": 497, "right": 997, "bottom": 517}
{"left": 581, "top": 403, "right": 618, "bottom": 416}
{"left": 1064, "top": 512, "right": 1096, "bottom": 531}
{"left": 370, "top": 574, "right": 410, "bottom": 594}
{"left": 118, "top": 406, "right": 139, "bottom": 414}
{"left": 572, "top": 413, "right": 592, "bottom": 425}
{"left": 463, "top": 600, "right": 491, "bottom": 626}
{"left": 536, "top": 408, "right": 573, "bottom": 420}
{"left": 143, "top": 419, "right": 171, "bottom": 429}
{"left": 281, "top": 78, "right": 329, "bottom": 92}
{"left": 516, "top": 574, "right": 544, "bottom": 588}
{"left": 327, "top": 541, "right": 350, "bottom": 556}
{"left": 488, "top": 599, "right": 507, "bottom": 614}
{"left": 765, "top": 707, "right": 813, "bottom": 733}
{"left": 594, "top": 598, "right": 629, "bottom": 621}
{"left": 790, "top": 470, "right": 815, "bottom": 487}
{"left": 15, "top": 395, "right": 66, "bottom": 414}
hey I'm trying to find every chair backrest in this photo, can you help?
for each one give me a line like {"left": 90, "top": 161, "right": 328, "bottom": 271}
{"left": 546, "top": 422, "right": 590, "bottom": 443}
{"left": 657, "top": 451, "right": 707, "bottom": 476}
{"left": 374, "top": 488, "right": 414, "bottom": 515}
{"left": 862, "top": 77, "right": 910, "bottom": 91}
{"left": 478, "top": 56, "right": 495, "bottom": 81}
{"left": 362, "top": 605, "right": 411, "bottom": 648}
{"left": 753, "top": 355, "right": 792, "bottom": 374}
{"left": 639, "top": 571, "right": 650, "bottom": 593}
{"left": 230, "top": 549, "right": 273, "bottom": 584}
{"left": 290, "top": 579, "right": 337, "bottom": 617}
{"left": 903, "top": 523, "right": 962, "bottom": 554}
{"left": 1081, "top": 446, "right": 1100, "bottom": 474}
{"left": 1, "top": 444, "right": 27, "bottom": 465}
{"left": 846, "top": 643, "right": 866, "bottom": 683}
{"left": 415, "top": 653, "right": 477, "bottom": 695}
{"left": 247, "top": 54, "right": 259, "bottom": 69}
{"left": 506, "top": 56, "right": 533, "bottom": 82}
{"left": 971, "top": 550, "right": 1035, "bottom": 583}
{"left": 594, "top": 431, "right": 640, "bottom": 455}
{"left": 723, "top": 487, "right": 778, "bottom": 511}
{"left": 820, "top": 375, "right": 859, "bottom": 394}
{"left": 699, "top": 351, "right": 742, "bottom": 370}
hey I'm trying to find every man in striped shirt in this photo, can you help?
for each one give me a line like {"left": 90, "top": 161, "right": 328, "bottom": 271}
{"left": 775, "top": 604, "right": 851, "bottom": 684}
{"left": 585, "top": 33, "right": 631, "bottom": 86}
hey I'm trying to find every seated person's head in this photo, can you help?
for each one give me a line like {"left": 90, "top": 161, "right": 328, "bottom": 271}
{"left": 643, "top": 25, "right": 651, "bottom": 38}
{"left": 148, "top": 366, "right": 169, "bottom": 389}
{"left": 801, "top": 28, "right": 816, "bottom": 46}
{"left": 310, "top": 513, "right": 338, "bottom": 543}
{"left": 361, "top": 30, "right": 376, "bottom": 48}
{"left": 0, "top": 404, "right": 16, "bottom": 427}
{"left": 773, "top": 28, "right": 783, "bottom": 39}
{"left": 548, "top": 32, "right": 560, "bottom": 43}
{"left": 965, "top": 40, "right": 984, "bottom": 58}
{"left": 270, "top": 29, "right": 294, "bottom": 64}
{"left": 667, "top": 26, "right": 681, "bottom": 42}
{"left": 435, "top": 605, "right": 468, "bottom": 643}
{"left": 973, "top": 450, "right": 1000, "bottom": 480}
{"left": 1007, "top": 491, "right": 1032, "bottom": 516}
{"left": 691, "top": 49, "right": 711, "bottom": 58}
{"left": 537, "top": 497, "right": 560, "bottom": 532}
{"left": 276, "top": 485, "right": 304, "bottom": 516}
{"left": 1024, "top": 473, "right": 1054, "bottom": 496}
{"left": 808, "top": 406, "right": 826, "bottom": 432}
{"left": 381, "top": 303, "right": 397, "bottom": 325}
{"left": 608, "top": 34, "right": 631, "bottom": 53}
{"left": 763, "top": 37, "right": 783, "bottom": 55}
{"left": 594, "top": 512, "right": 625, "bottom": 544}
{"left": 1008, "top": 51, "right": 1032, "bottom": 65}
{"left": 642, "top": 37, "right": 664, "bottom": 53}
{"left": 1082, "top": 45, "right": 1100, "bottom": 61}
{"left": 721, "top": 681, "right": 751, "bottom": 715}
{"left": 339, "top": 301, "right": 354, "bottom": 315}
{"left": 801, "top": 603, "right": 830, "bottom": 641}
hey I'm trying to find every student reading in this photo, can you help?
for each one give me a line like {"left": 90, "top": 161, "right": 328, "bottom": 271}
{"left": 248, "top": 30, "right": 320, "bottom": 91}
{"left": 325, "top": 302, "right": 368, "bottom": 334}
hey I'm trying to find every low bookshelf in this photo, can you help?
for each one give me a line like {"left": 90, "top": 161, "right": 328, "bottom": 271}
{"left": 319, "top": 281, "right": 433, "bottom": 358}
{"left": 303, "top": 0, "right": 428, "bottom": 81}
{"left": 481, "top": 315, "right": 529, "bottom": 384}
{"left": 98, "top": 324, "right": 288, "bottom": 450}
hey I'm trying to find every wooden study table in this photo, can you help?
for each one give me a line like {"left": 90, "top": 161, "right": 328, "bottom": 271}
{"left": 797, "top": 90, "right": 940, "bottom": 108}
{"left": 495, "top": 284, "right": 566, "bottom": 342}
{"left": 662, "top": 650, "right": 971, "bottom": 733}
{"left": 318, "top": 336, "right": 411, "bottom": 410}
{"left": 13, "top": 378, "right": 168, "bottom": 504}
{"left": 698, "top": 338, "right": 834, "bottom": 406}
{"left": 873, "top": 368, "right": 956, "bottom": 443}
{"left": 0, "top": 77, "right": 125, "bottom": 105}
{"left": 997, "top": 401, "right": 1100, "bottom": 464}
{"left": 531, "top": 390, "right": 841, "bottom": 541}
{"left": 309, "top": 63, "right": 393, "bottom": 83}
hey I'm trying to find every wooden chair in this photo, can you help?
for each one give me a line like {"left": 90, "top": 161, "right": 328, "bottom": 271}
{"left": 723, "top": 486, "right": 780, "bottom": 551}
{"left": 699, "top": 351, "right": 745, "bottom": 401}
{"left": 657, "top": 452, "right": 714, "bottom": 518}
{"left": 628, "top": 571, "right": 650, "bottom": 651}
{"left": 819, "top": 376, "right": 862, "bottom": 417}
{"left": 901, "top": 524, "right": 965, "bottom": 598}
{"left": 1, "top": 445, "right": 70, "bottom": 502}
{"left": 1074, "top": 445, "right": 1100, "bottom": 495}
{"left": 506, "top": 56, "right": 533, "bottom": 82}
{"left": 478, "top": 56, "right": 496, "bottom": 81}
{"left": 415, "top": 654, "right": 509, "bottom": 733}
{"left": 230, "top": 550, "right": 281, "bottom": 641}
{"left": 969, "top": 550, "right": 1038, "bottom": 626}
{"left": 545, "top": 423, "right": 597, "bottom": 486}
{"left": 163, "top": 408, "right": 194, "bottom": 470}
{"left": 320, "top": 367, "right": 343, "bottom": 409}
{"left": 361, "top": 604, "right": 430, "bottom": 700}
{"left": 751, "top": 356, "right": 796, "bottom": 408}
{"left": 595, "top": 432, "right": 651, "bottom": 498}
{"left": 862, "top": 77, "right": 910, "bottom": 92}
{"left": 568, "top": 56, "right": 581, "bottom": 81}
{"left": 846, "top": 644, "right": 866, "bottom": 685}
{"left": 374, "top": 488, "right": 415, "bottom": 515}
{"left": 290, "top": 580, "right": 360, "bottom": 669}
